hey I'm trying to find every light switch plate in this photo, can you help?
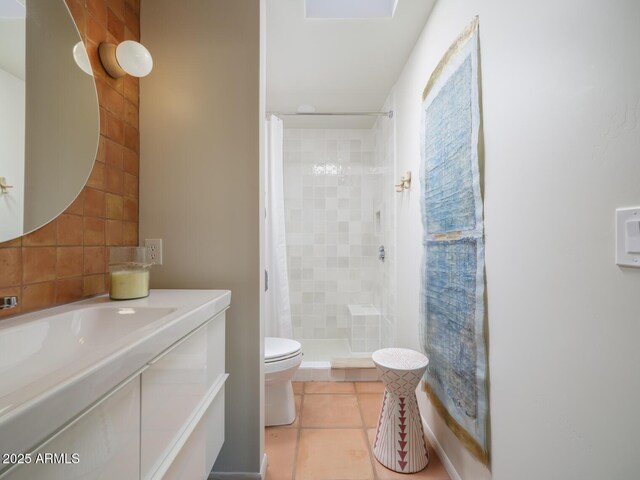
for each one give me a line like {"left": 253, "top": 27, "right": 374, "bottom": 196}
{"left": 616, "top": 207, "right": 640, "bottom": 267}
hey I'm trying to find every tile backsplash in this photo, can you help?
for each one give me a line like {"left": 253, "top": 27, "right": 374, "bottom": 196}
{"left": 0, "top": 0, "right": 140, "bottom": 318}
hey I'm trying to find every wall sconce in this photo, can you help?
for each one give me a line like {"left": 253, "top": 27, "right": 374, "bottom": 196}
{"left": 395, "top": 171, "right": 411, "bottom": 192}
{"left": 0, "top": 177, "right": 14, "bottom": 194}
{"left": 99, "top": 40, "right": 153, "bottom": 79}
{"left": 73, "top": 42, "right": 93, "bottom": 76}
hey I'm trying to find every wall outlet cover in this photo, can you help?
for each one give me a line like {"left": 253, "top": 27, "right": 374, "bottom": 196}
{"left": 145, "top": 238, "right": 163, "bottom": 266}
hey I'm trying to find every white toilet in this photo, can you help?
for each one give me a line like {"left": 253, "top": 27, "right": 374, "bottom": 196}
{"left": 265, "top": 337, "right": 302, "bottom": 426}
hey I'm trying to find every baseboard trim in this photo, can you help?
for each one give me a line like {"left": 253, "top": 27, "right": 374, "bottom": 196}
{"left": 209, "top": 472, "right": 261, "bottom": 480}
{"left": 422, "top": 415, "right": 462, "bottom": 480}
{"left": 208, "top": 455, "right": 267, "bottom": 480}
{"left": 260, "top": 454, "right": 268, "bottom": 479}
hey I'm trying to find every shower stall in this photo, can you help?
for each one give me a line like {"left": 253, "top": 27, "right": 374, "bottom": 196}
{"left": 277, "top": 110, "right": 397, "bottom": 378}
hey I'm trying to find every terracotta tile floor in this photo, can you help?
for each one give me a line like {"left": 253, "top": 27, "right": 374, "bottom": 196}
{"left": 265, "top": 381, "right": 451, "bottom": 480}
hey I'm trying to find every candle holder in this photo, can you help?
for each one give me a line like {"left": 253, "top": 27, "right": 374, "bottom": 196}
{"left": 109, "top": 247, "right": 152, "bottom": 300}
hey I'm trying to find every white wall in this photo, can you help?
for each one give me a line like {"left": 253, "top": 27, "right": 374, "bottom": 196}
{"left": 0, "top": 68, "right": 24, "bottom": 240}
{"left": 393, "top": 1, "right": 640, "bottom": 479}
{"left": 139, "top": 0, "right": 263, "bottom": 473}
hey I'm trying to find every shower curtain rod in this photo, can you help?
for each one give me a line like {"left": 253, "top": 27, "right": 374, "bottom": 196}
{"left": 271, "top": 111, "right": 394, "bottom": 118}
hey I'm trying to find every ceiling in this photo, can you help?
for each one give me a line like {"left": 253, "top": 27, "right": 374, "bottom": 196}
{"left": 266, "top": 0, "right": 435, "bottom": 128}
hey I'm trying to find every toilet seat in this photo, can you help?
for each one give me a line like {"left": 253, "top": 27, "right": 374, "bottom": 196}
{"left": 265, "top": 337, "right": 302, "bottom": 364}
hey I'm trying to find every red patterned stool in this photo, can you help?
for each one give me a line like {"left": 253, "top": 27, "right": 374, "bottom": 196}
{"left": 372, "top": 348, "right": 430, "bottom": 473}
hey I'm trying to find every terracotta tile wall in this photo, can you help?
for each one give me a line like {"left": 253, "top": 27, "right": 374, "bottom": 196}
{"left": 0, "top": 0, "right": 140, "bottom": 318}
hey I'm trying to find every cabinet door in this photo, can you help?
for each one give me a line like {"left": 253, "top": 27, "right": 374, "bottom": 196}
{"left": 3, "top": 376, "right": 140, "bottom": 480}
{"left": 161, "top": 384, "right": 225, "bottom": 480}
{"left": 141, "top": 312, "right": 225, "bottom": 479}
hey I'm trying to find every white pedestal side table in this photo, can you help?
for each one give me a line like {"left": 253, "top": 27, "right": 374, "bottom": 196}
{"left": 372, "top": 348, "right": 430, "bottom": 473}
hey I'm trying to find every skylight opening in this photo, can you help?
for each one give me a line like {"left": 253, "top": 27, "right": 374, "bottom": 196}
{"left": 305, "top": 0, "right": 398, "bottom": 19}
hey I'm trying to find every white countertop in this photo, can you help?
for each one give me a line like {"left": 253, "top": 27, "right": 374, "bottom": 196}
{"left": 0, "top": 289, "right": 231, "bottom": 458}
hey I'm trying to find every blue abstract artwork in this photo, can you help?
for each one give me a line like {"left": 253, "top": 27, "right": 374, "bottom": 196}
{"left": 425, "top": 239, "right": 479, "bottom": 419}
{"left": 424, "top": 57, "right": 475, "bottom": 235}
{"left": 420, "top": 18, "right": 489, "bottom": 464}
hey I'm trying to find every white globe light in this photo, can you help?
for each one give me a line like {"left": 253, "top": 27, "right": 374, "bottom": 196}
{"left": 72, "top": 41, "right": 93, "bottom": 76}
{"left": 115, "top": 40, "right": 153, "bottom": 77}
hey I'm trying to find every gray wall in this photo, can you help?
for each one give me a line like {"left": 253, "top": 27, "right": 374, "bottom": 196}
{"left": 140, "top": 0, "right": 263, "bottom": 473}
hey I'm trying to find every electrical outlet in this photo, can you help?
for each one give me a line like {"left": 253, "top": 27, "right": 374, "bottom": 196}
{"left": 144, "top": 239, "right": 163, "bottom": 265}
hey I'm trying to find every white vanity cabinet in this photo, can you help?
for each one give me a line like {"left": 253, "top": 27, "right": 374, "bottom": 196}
{"left": 161, "top": 384, "right": 225, "bottom": 480}
{"left": 4, "top": 376, "right": 141, "bottom": 480}
{"left": 141, "top": 310, "right": 227, "bottom": 480}
{"left": 0, "top": 292, "right": 229, "bottom": 480}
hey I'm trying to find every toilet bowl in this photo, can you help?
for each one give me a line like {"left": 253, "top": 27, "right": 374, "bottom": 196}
{"left": 265, "top": 337, "right": 302, "bottom": 426}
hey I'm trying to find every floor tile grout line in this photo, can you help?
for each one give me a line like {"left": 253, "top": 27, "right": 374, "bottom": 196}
{"left": 291, "top": 390, "right": 304, "bottom": 480}
{"left": 299, "top": 390, "right": 364, "bottom": 430}
{"left": 270, "top": 382, "right": 446, "bottom": 480}
{"left": 300, "top": 392, "right": 356, "bottom": 395}
{"left": 279, "top": 382, "right": 386, "bottom": 480}
{"left": 295, "top": 425, "right": 368, "bottom": 429}
{"left": 354, "top": 384, "right": 380, "bottom": 480}
{"left": 302, "top": 381, "right": 357, "bottom": 395}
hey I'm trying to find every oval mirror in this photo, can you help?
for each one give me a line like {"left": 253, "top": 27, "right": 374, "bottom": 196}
{"left": 0, "top": 0, "right": 99, "bottom": 242}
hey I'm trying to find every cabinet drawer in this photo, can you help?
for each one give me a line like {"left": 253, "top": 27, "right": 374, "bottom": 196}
{"left": 141, "top": 312, "right": 225, "bottom": 479}
{"left": 2, "top": 376, "right": 140, "bottom": 480}
{"left": 161, "top": 384, "right": 225, "bottom": 480}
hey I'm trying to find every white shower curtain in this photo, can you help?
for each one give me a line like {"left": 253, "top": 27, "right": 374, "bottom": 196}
{"left": 265, "top": 115, "right": 293, "bottom": 338}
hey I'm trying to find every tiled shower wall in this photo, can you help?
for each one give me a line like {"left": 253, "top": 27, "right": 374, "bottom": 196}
{"left": 0, "top": 0, "right": 140, "bottom": 319}
{"left": 283, "top": 128, "right": 394, "bottom": 350}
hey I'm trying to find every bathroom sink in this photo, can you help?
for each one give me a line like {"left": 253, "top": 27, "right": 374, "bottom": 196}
{"left": 0, "top": 289, "right": 231, "bottom": 457}
{"left": 0, "top": 306, "right": 176, "bottom": 399}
